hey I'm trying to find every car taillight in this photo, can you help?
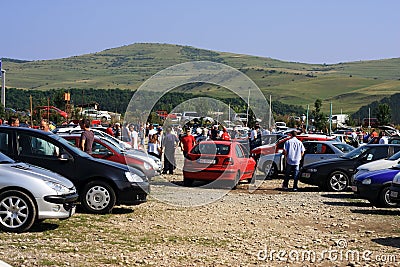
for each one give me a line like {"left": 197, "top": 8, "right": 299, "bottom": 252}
{"left": 222, "top": 157, "right": 234, "bottom": 165}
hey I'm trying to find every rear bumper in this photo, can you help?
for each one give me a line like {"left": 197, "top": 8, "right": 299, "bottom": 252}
{"left": 183, "top": 169, "right": 237, "bottom": 181}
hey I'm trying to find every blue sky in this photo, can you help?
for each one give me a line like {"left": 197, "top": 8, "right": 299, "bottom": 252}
{"left": 2, "top": 0, "right": 399, "bottom": 64}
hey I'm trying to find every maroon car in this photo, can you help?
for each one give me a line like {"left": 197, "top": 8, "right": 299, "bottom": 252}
{"left": 60, "top": 134, "right": 156, "bottom": 178}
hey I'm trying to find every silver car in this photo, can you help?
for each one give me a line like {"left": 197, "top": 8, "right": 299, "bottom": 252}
{"left": 0, "top": 152, "right": 77, "bottom": 232}
{"left": 258, "top": 141, "right": 355, "bottom": 178}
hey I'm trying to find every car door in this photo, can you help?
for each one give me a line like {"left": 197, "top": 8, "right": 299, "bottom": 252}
{"left": 236, "top": 144, "right": 255, "bottom": 178}
{"left": 14, "top": 132, "right": 77, "bottom": 180}
{"left": 303, "top": 143, "right": 337, "bottom": 165}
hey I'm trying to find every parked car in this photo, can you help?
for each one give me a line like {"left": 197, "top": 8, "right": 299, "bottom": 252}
{"left": 354, "top": 150, "right": 400, "bottom": 177}
{"left": 0, "top": 126, "right": 149, "bottom": 214}
{"left": 181, "top": 111, "right": 200, "bottom": 122}
{"left": 389, "top": 172, "right": 400, "bottom": 203}
{"left": 80, "top": 109, "right": 111, "bottom": 121}
{"left": 300, "top": 144, "right": 400, "bottom": 192}
{"left": 351, "top": 166, "right": 400, "bottom": 207}
{"left": 59, "top": 134, "right": 157, "bottom": 178}
{"left": 183, "top": 140, "right": 256, "bottom": 187}
{"left": 258, "top": 141, "right": 355, "bottom": 178}
{"left": 0, "top": 152, "right": 78, "bottom": 232}
{"left": 251, "top": 134, "right": 336, "bottom": 161}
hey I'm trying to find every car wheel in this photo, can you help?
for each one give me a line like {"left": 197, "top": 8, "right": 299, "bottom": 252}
{"left": 81, "top": 181, "right": 116, "bottom": 214}
{"left": 183, "top": 177, "right": 194, "bottom": 187}
{"left": 248, "top": 168, "right": 257, "bottom": 184}
{"left": 230, "top": 171, "right": 241, "bottom": 189}
{"left": 327, "top": 171, "right": 349, "bottom": 192}
{"left": 377, "top": 186, "right": 398, "bottom": 208}
{"left": 101, "top": 116, "right": 107, "bottom": 122}
{"left": 263, "top": 161, "right": 277, "bottom": 179}
{"left": 0, "top": 190, "right": 36, "bottom": 233}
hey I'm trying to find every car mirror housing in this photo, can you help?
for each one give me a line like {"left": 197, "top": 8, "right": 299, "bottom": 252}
{"left": 59, "top": 153, "right": 70, "bottom": 161}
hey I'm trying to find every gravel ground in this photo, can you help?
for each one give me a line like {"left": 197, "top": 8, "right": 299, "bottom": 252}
{"left": 1, "top": 163, "right": 400, "bottom": 266}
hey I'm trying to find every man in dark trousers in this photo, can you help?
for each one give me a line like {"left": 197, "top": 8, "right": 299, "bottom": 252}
{"left": 162, "top": 126, "right": 179, "bottom": 174}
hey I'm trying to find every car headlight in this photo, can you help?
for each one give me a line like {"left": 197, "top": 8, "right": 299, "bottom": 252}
{"left": 306, "top": 168, "right": 318, "bottom": 173}
{"left": 125, "top": 171, "right": 144, "bottom": 183}
{"left": 143, "top": 162, "right": 152, "bottom": 170}
{"left": 45, "top": 181, "right": 71, "bottom": 194}
{"left": 393, "top": 173, "right": 400, "bottom": 184}
{"left": 361, "top": 178, "right": 372, "bottom": 185}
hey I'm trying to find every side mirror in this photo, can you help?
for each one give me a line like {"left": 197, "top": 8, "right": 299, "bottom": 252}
{"left": 59, "top": 153, "right": 70, "bottom": 162}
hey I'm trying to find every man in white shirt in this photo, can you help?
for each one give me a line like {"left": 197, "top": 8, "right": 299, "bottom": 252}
{"left": 282, "top": 130, "right": 305, "bottom": 191}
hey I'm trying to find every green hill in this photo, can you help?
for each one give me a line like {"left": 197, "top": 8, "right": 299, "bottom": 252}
{"left": 2, "top": 43, "right": 400, "bottom": 114}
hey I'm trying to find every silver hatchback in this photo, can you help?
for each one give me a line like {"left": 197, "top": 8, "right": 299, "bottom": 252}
{"left": 0, "top": 152, "right": 77, "bottom": 232}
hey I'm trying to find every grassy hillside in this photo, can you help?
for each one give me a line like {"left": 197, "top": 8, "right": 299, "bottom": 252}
{"left": 2, "top": 43, "right": 400, "bottom": 114}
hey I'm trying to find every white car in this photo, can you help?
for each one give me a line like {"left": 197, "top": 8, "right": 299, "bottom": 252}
{"left": 181, "top": 111, "right": 200, "bottom": 122}
{"left": 80, "top": 109, "right": 111, "bottom": 121}
{"left": 0, "top": 152, "right": 77, "bottom": 232}
{"left": 354, "top": 150, "right": 400, "bottom": 179}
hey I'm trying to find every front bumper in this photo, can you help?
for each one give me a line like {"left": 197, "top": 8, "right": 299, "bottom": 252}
{"left": 299, "top": 171, "right": 323, "bottom": 186}
{"left": 351, "top": 182, "right": 380, "bottom": 202}
{"left": 389, "top": 184, "right": 400, "bottom": 203}
{"left": 38, "top": 192, "right": 78, "bottom": 220}
{"left": 117, "top": 182, "right": 150, "bottom": 205}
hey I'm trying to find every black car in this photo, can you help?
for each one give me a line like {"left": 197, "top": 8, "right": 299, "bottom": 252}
{"left": 299, "top": 144, "right": 400, "bottom": 192}
{"left": 0, "top": 126, "right": 149, "bottom": 214}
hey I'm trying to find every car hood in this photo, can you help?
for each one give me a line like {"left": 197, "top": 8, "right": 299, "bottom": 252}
{"left": 357, "top": 159, "right": 398, "bottom": 172}
{"left": 355, "top": 168, "right": 400, "bottom": 183}
{"left": 3, "top": 162, "right": 74, "bottom": 188}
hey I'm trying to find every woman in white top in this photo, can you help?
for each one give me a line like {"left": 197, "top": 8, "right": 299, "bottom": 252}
{"left": 148, "top": 134, "right": 161, "bottom": 159}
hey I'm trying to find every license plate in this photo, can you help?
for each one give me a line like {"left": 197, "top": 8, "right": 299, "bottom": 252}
{"left": 390, "top": 191, "right": 398, "bottom": 198}
{"left": 351, "top": 186, "right": 357, "bottom": 192}
{"left": 301, "top": 173, "right": 310, "bottom": 178}
{"left": 197, "top": 159, "right": 215, "bottom": 164}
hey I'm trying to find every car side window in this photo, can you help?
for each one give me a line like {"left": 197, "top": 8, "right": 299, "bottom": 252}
{"left": 17, "top": 133, "right": 60, "bottom": 157}
{"left": 0, "top": 132, "right": 9, "bottom": 154}
{"left": 364, "top": 147, "right": 388, "bottom": 161}
{"left": 235, "top": 145, "right": 245, "bottom": 158}
{"left": 92, "top": 142, "right": 110, "bottom": 155}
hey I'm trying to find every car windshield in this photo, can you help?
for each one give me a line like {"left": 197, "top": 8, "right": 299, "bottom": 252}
{"left": 192, "top": 143, "right": 230, "bottom": 155}
{"left": 332, "top": 143, "right": 355, "bottom": 153}
{"left": 388, "top": 150, "right": 400, "bottom": 160}
{"left": 98, "top": 137, "right": 123, "bottom": 154}
{"left": 341, "top": 145, "right": 370, "bottom": 159}
{"left": 0, "top": 152, "right": 14, "bottom": 164}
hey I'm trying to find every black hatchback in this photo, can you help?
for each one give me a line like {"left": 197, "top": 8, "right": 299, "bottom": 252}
{"left": 0, "top": 126, "right": 150, "bottom": 214}
{"left": 300, "top": 144, "right": 400, "bottom": 192}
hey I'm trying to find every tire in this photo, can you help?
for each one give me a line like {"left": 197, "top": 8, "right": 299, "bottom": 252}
{"left": 101, "top": 116, "right": 107, "bottom": 122}
{"left": 0, "top": 190, "right": 36, "bottom": 233}
{"left": 81, "top": 181, "right": 116, "bottom": 214}
{"left": 183, "top": 177, "right": 194, "bottom": 187}
{"left": 263, "top": 161, "right": 278, "bottom": 179}
{"left": 377, "top": 186, "right": 398, "bottom": 208}
{"left": 231, "top": 172, "right": 241, "bottom": 189}
{"left": 248, "top": 168, "right": 257, "bottom": 184}
{"left": 327, "top": 171, "right": 349, "bottom": 192}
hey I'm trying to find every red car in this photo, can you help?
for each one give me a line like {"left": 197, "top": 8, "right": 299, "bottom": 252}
{"left": 251, "top": 134, "right": 336, "bottom": 161}
{"left": 35, "top": 106, "right": 68, "bottom": 119}
{"left": 183, "top": 140, "right": 256, "bottom": 187}
{"left": 60, "top": 134, "right": 156, "bottom": 178}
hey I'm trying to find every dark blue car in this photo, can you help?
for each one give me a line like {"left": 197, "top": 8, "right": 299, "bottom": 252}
{"left": 352, "top": 165, "right": 400, "bottom": 208}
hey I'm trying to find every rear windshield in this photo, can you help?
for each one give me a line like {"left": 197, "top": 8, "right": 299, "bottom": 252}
{"left": 191, "top": 143, "right": 230, "bottom": 155}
